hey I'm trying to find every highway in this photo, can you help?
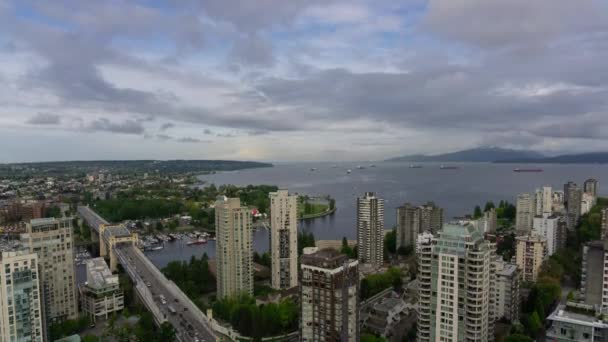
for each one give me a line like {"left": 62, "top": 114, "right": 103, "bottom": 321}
{"left": 118, "top": 245, "right": 217, "bottom": 342}
{"left": 77, "top": 206, "right": 217, "bottom": 342}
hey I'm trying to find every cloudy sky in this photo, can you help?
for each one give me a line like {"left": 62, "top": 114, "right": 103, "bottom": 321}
{"left": 1, "top": 0, "right": 607, "bottom": 162}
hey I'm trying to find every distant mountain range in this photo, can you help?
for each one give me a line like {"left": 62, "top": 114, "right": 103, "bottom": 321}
{"left": 386, "top": 147, "right": 608, "bottom": 164}
{"left": 385, "top": 147, "right": 544, "bottom": 163}
{"left": 495, "top": 152, "right": 608, "bottom": 164}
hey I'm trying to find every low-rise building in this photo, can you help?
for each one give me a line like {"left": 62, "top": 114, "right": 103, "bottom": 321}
{"left": 361, "top": 296, "right": 408, "bottom": 338}
{"left": 79, "top": 258, "right": 124, "bottom": 323}
{"left": 547, "top": 302, "right": 608, "bottom": 342}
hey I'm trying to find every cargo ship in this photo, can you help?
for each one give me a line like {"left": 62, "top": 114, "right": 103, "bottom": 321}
{"left": 513, "top": 168, "right": 543, "bottom": 172}
{"left": 440, "top": 165, "right": 460, "bottom": 170}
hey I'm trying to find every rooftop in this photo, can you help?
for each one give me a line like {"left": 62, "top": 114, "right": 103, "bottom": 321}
{"left": 301, "top": 248, "right": 351, "bottom": 269}
{"left": 497, "top": 263, "right": 518, "bottom": 277}
{"left": 85, "top": 257, "right": 118, "bottom": 289}
{"left": 102, "top": 225, "right": 132, "bottom": 239}
{"left": 29, "top": 217, "right": 59, "bottom": 225}
{"left": 548, "top": 303, "right": 608, "bottom": 328}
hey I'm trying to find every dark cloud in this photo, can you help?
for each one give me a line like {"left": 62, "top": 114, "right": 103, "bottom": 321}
{"left": 423, "top": 0, "right": 608, "bottom": 48}
{"left": 26, "top": 112, "right": 61, "bottom": 125}
{"left": 156, "top": 134, "right": 172, "bottom": 141}
{"left": 87, "top": 118, "right": 145, "bottom": 135}
{"left": 230, "top": 34, "right": 275, "bottom": 67}
{"left": 160, "top": 123, "right": 175, "bottom": 131}
{"left": 176, "top": 137, "right": 207, "bottom": 143}
{"left": 188, "top": 0, "right": 329, "bottom": 32}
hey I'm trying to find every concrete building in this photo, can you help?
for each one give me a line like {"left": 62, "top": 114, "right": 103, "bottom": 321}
{"left": 535, "top": 186, "right": 553, "bottom": 216}
{"left": 417, "top": 224, "right": 496, "bottom": 342}
{"left": 580, "top": 240, "right": 608, "bottom": 308}
{"left": 269, "top": 189, "right": 298, "bottom": 290}
{"left": 361, "top": 296, "right": 408, "bottom": 338}
{"left": 357, "top": 192, "right": 384, "bottom": 267}
{"left": 553, "top": 191, "right": 566, "bottom": 213}
{"left": 419, "top": 202, "right": 443, "bottom": 234}
{"left": 0, "top": 250, "right": 44, "bottom": 342}
{"left": 23, "top": 218, "right": 78, "bottom": 329}
{"left": 396, "top": 202, "right": 443, "bottom": 250}
{"left": 80, "top": 258, "right": 124, "bottom": 323}
{"left": 396, "top": 203, "right": 420, "bottom": 250}
{"left": 478, "top": 208, "right": 497, "bottom": 234}
{"left": 215, "top": 196, "right": 253, "bottom": 299}
{"left": 99, "top": 224, "right": 138, "bottom": 272}
{"left": 564, "top": 182, "right": 582, "bottom": 230}
{"left": 494, "top": 260, "right": 520, "bottom": 322}
{"left": 584, "top": 178, "right": 599, "bottom": 198}
{"left": 416, "top": 231, "right": 434, "bottom": 255}
{"left": 515, "top": 234, "right": 547, "bottom": 282}
{"left": 547, "top": 302, "right": 608, "bottom": 342}
{"left": 300, "top": 249, "right": 359, "bottom": 342}
{"left": 516, "top": 193, "right": 535, "bottom": 233}
{"left": 533, "top": 214, "right": 564, "bottom": 256}
{"left": 582, "top": 192, "right": 595, "bottom": 216}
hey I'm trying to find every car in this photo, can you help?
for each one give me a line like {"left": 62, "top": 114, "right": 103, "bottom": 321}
{"left": 174, "top": 298, "right": 179, "bottom": 303}
{"left": 183, "top": 307, "right": 188, "bottom": 312}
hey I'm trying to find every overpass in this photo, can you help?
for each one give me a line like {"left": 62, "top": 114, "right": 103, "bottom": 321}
{"left": 78, "top": 206, "right": 218, "bottom": 342}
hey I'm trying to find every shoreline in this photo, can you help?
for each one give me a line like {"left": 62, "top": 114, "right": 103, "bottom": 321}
{"left": 299, "top": 206, "right": 336, "bottom": 220}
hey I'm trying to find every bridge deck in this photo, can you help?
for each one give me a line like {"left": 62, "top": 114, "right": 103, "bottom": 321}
{"left": 79, "top": 206, "right": 217, "bottom": 342}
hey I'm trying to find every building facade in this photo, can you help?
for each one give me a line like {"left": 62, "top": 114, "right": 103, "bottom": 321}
{"left": 396, "top": 203, "right": 420, "bottom": 250}
{"left": 269, "top": 189, "right": 299, "bottom": 290}
{"left": 535, "top": 186, "right": 553, "bottom": 216}
{"left": 516, "top": 193, "right": 535, "bottom": 233}
{"left": 515, "top": 234, "right": 547, "bottom": 283}
{"left": 300, "top": 249, "right": 359, "bottom": 341}
{"left": 547, "top": 303, "right": 608, "bottom": 342}
{"left": 23, "top": 218, "right": 78, "bottom": 329}
{"left": 80, "top": 258, "right": 124, "bottom": 323}
{"left": 533, "top": 214, "right": 564, "bottom": 256}
{"left": 396, "top": 202, "right": 443, "bottom": 250}
{"left": 0, "top": 250, "right": 44, "bottom": 342}
{"left": 584, "top": 178, "right": 599, "bottom": 198}
{"left": 564, "top": 182, "right": 582, "bottom": 230}
{"left": 580, "top": 240, "right": 608, "bottom": 308}
{"left": 357, "top": 192, "right": 384, "bottom": 267}
{"left": 419, "top": 202, "right": 443, "bottom": 234}
{"left": 215, "top": 197, "right": 253, "bottom": 299}
{"left": 417, "top": 224, "right": 496, "bottom": 342}
{"left": 494, "top": 260, "right": 520, "bottom": 322}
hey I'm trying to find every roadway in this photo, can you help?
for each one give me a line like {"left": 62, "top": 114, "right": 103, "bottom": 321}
{"left": 77, "top": 205, "right": 217, "bottom": 342}
{"left": 117, "top": 245, "right": 216, "bottom": 342}
{"left": 77, "top": 205, "right": 108, "bottom": 233}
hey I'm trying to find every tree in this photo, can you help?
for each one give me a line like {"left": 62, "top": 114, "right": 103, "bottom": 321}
{"left": 340, "top": 237, "right": 356, "bottom": 258}
{"left": 298, "top": 231, "right": 316, "bottom": 255}
{"left": 158, "top": 322, "right": 176, "bottom": 341}
{"left": 505, "top": 334, "right": 534, "bottom": 342}
{"left": 526, "top": 311, "right": 542, "bottom": 336}
{"left": 473, "top": 205, "right": 482, "bottom": 219}
{"left": 484, "top": 201, "right": 496, "bottom": 212}
{"left": 384, "top": 229, "right": 397, "bottom": 258}
{"left": 361, "top": 333, "right": 386, "bottom": 342}
{"left": 397, "top": 245, "right": 413, "bottom": 256}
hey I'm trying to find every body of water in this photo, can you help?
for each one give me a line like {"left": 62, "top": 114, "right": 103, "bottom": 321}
{"left": 145, "top": 162, "right": 607, "bottom": 269}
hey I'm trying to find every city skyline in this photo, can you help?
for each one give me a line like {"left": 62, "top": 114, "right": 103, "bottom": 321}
{"left": 1, "top": 1, "right": 608, "bottom": 162}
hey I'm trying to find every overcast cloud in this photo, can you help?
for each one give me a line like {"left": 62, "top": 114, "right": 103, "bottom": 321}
{"left": 0, "top": 0, "right": 607, "bottom": 162}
